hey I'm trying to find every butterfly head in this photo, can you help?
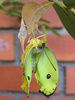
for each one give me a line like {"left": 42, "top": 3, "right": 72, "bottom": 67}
{"left": 38, "top": 43, "right": 45, "bottom": 49}
{"left": 28, "top": 38, "right": 45, "bottom": 53}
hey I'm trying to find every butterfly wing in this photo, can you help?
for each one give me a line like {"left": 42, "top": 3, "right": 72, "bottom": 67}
{"left": 20, "top": 43, "right": 34, "bottom": 96}
{"left": 35, "top": 46, "right": 59, "bottom": 96}
{"left": 25, "top": 49, "right": 33, "bottom": 96}
{"left": 21, "top": 49, "right": 33, "bottom": 96}
{"left": 25, "top": 47, "right": 41, "bottom": 96}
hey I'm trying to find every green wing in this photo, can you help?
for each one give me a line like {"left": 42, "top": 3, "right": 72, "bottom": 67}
{"left": 25, "top": 49, "right": 32, "bottom": 96}
{"left": 20, "top": 43, "right": 34, "bottom": 96}
{"left": 24, "top": 47, "right": 37, "bottom": 96}
{"left": 21, "top": 48, "right": 35, "bottom": 96}
{"left": 35, "top": 47, "right": 59, "bottom": 96}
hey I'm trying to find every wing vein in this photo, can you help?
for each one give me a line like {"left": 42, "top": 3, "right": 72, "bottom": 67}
{"left": 44, "top": 50, "right": 56, "bottom": 71}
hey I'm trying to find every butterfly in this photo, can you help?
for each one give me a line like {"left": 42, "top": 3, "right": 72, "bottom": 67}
{"left": 20, "top": 37, "right": 59, "bottom": 97}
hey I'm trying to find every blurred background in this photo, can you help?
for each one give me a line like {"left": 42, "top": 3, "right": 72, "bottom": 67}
{"left": 0, "top": 0, "right": 75, "bottom": 100}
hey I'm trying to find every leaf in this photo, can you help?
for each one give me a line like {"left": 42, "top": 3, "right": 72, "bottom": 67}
{"left": 12, "top": 1, "right": 24, "bottom": 6}
{"left": 63, "top": 0, "right": 75, "bottom": 8}
{"left": 42, "top": 24, "right": 62, "bottom": 37}
{"left": 40, "top": 18, "right": 50, "bottom": 23}
{"left": 6, "top": 7, "right": 18, "bottom": 12}
{"left": 2, "top": 1, "right": 11, "bottom": 6}
{"left": 1, "top": 7, "right": 21, "bottom": 17}
{"left": 53, "top": 3, "right": 75, "bottom": 39}
{"left": 9, "top": 11, "right": 21, "bottom": 17}
{"left": 1, "top": 1, "right": 23, "bottom": 17}
{"left": 0, "top": 0, "right": 5, "bottom": 4}
{"left": 22, "top": 1, "right": 54, "bottom": 35}
{"left": 0, "top": 5, "right": 3, "bottom": 9}
{"left": 18, "top": 6, "right": 23, "bottom": 10}
{"left": 41, "top": 25, "right": 47, "bottom": 45}
{"left": 9, "top": 0, "right": 21, "bottom": 2}
{"left": 2, "top": 1, "right": 24, "bottom": 6}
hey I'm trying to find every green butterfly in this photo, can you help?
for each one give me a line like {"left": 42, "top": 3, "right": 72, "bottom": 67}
{"left": 20, "top": 38, "right": 59, "bottom": 97}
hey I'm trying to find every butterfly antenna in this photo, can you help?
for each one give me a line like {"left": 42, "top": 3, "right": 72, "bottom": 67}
{"left": 38, "top": 29, "right": 43, "bottom": 34}
{"left": 27, "top": 36, "right": 32, "bottom": 43}
{"left": 36, "top": 29, "right": 44, "bottom": 39}
{"left": 37, "top": 34, "right": 45, "bottom": 39}
{"left": 32, "top": 26, "right": 35, "bottom": 38}
{"left": 44, "top": 50, "right": 56, "bottom": 71}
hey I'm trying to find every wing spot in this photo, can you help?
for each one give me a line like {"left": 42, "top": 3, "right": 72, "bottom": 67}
{"left": 27, "top": 76, "right": 30, "bottom": 80}
{"left": 46, "top": 74, "right": 51, "bottom": 79}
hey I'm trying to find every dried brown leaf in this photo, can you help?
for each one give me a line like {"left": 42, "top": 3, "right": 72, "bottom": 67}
{"left": 22, "top": 1, "right": 54, "bottom": 35}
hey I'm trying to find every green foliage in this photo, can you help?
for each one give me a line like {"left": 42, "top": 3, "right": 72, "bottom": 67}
{"left": 63, "top": 0, "right": 75, "bottom": 8}
{"left": 0, "top": 0, "right": 75, "bottom": 39}
{"left": 0, "top": 0, "right": 5, "bottom": 4}
{"left": 40, "top": 18, "right": 50, "bottom": 23}
{"left": 0, "top": 0, "right": 24, "bottom": 17}
{"left": 51, "top": 0, "right": 75, "bottom": 39}
{"left": 53, "top": 3, "right": 75, "bottom": 39}
{"left": 49, "top": 0, "right": 75, "bottom": 39}
{"left": 43, "top": 24, "right": 62, "bottom": 37}
{"left": 0, "top": 0, "right": 60, "bottom": 37}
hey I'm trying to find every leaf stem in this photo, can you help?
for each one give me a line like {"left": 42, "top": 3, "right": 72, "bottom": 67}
{"left": 54, "top": 0, "right": 66, "bottom": 8}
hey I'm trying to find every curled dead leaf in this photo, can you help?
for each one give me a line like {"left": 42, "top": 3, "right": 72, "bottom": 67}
{"left": 22, "top": 1, "right": 54, "bottom": 35}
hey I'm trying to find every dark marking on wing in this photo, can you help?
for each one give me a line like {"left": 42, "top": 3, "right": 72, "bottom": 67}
{"left": 27, "top": 76, "right": 30, "bottom": 80}
{"left": 46, "top": 74, "right": 51, "bottom": 79}
{"left": 39, "top": 86, "right": 57, "bottom": 97}
{"left": 39, "top": 90, "right": 41, "bottom": 93}
{"left": 44, "top": 50, "right": 56, "bottom": 71}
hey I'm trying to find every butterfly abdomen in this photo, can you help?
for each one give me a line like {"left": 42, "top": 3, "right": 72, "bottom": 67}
{"left": 31, "top": 54, "right": 36, "bottom": 73}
